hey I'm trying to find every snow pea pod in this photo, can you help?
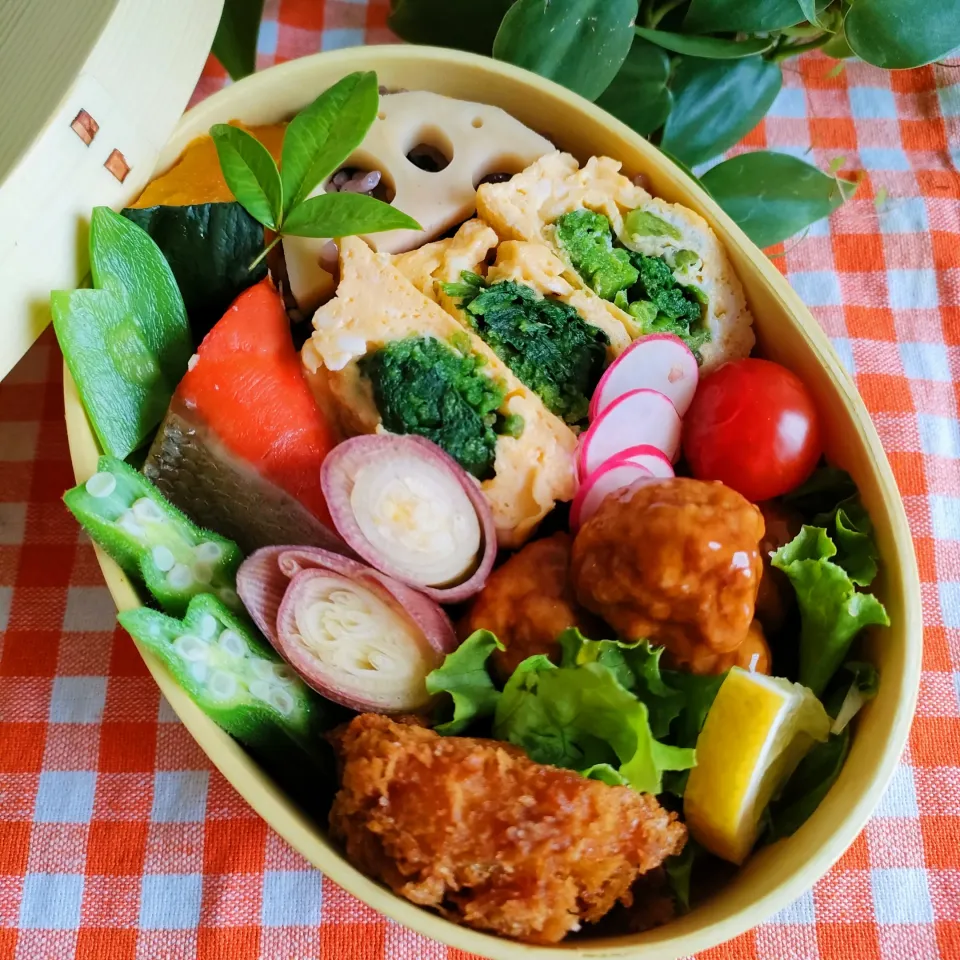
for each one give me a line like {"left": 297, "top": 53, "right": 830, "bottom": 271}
{"left": 51, "top": 207, "right": 192, "bottom": 459}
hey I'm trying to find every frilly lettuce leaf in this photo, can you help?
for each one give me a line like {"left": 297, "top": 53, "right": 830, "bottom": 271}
{"left": 827, "top": 499, "right": 880, "bottom": 587}
{"left": 425, "top": 629, "right": 502, "bottom": 734}
{"left": 560, "top": 628, "right": 723, "bottom": 746}
{"left": 492, "top": 652, "right": 695, "bottom": 795}
{"left": 772, "top": 526, "right": 888, "bottom": 697}
{"left": 783, "top": 466, "right": 879, "bottom": 587}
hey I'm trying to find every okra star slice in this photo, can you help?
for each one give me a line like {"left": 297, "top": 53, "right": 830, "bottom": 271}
{"left": 64, "top": 455, "right": 243, "bottom": 617}
{"left": 118, "top": 594, "right": 328, "bottom": 758}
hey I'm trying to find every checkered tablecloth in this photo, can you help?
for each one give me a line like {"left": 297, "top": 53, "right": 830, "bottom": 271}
{"left": 1, "top": 1, "right": 959, "bottom": 958}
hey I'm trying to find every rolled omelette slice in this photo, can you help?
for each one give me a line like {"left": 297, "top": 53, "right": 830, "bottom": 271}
{"left": 301, "top": 236, "right": 577, "bottom": 549}
{"left": 477, "top": 152, "right": 755, "bottom": 372}
{"left": 283, "top": 92, "right": 554, "bottom": 313}
{"left": 393, "top": 219, "right": 632, "bottom": 358}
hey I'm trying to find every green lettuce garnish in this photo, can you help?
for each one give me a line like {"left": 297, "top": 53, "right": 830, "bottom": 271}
{"left": 772, "top": 525, "right": 888, "bottom": 697}
{"left": 559, "top": 629, "right": 723, "bottom": 746}
{"left": 425, "top": 630, "right": 502, "bottom": 735}
{"left": 424, "top": 627, "right": 695, "bottom": 795}
{"left": 492, "top": 656, "right": 695, "bottom": 795}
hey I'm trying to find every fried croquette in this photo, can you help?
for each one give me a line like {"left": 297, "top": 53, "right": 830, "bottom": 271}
{"left": 328, "top": 714, "right": 686, "bottom": 944}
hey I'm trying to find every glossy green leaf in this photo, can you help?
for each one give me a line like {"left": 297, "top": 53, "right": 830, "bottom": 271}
{"left": 634, "top": 26, "right": 776, "bottom": 59}
{"left": 795, "top": 0, "right": 823, "bottom": 28}
{"left": 121, "top": 202, "right": 267, "bottom": 342}
{"left": 660, "top": 149, "right": 709, "bottom": 191}
{"left": 822, "top": 29, "right": 855, "bottom": 60}
{"left": 388, "top": 0, "right": 514, "bottom": 53}
{"left": 493, "top": 0, "right": 637, "bottom": 101}
{"left": 844, "top": 0, "right": 960, "bottom": 69}
{"left": 211, "top": 0, "right": 264, "bottom": 81}
{"left": 280, "top": 72, "right": 379, "bottom": 216}
{"left": 282, "top": 192, "right": 421, "bottom": 238}
{"left": 683, "top": 0, "right": 804, "bottom": 34}
{"left": 210, "top": 125, "right": 283, "bottom": 230}
{"left": 595, "top": 37, "right": 673, "bottom": 136}
{"left": 701, "top": 151, "right": 858, "bottom": 248}
{"left": 660, "top": 57, "right": 782, "bottom": 166}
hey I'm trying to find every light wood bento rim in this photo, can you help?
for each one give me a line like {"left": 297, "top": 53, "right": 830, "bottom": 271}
{"left": 64, "top": 45, "right": 922, "bottom": 960}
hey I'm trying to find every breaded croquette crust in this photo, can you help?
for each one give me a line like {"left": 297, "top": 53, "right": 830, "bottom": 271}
{"left": 328, "top": 714, "right": 686, "bottom": 944}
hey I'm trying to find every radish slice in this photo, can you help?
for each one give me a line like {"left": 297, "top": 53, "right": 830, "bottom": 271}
{"left": 590, "top": 334, "right": 699, "bottom": 420}
{"left": 236, "top": 545, "right": 457, "bottom": 713}
{"left": 571, "top": 461, "right": 654, "bottom": 529}
{"left": 578, "top": 389, "right": 682, "bottom": 477}
{"left": 321, "top": 434, "right": 496, "bottom": 603}
{"left": 581, "top": 444, "right": 675, "bottom": 481}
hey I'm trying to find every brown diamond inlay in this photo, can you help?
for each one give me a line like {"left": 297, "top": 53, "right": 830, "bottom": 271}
{"left": 70, "top": 109, "right": 99, "bottom": 145}
{"left": 104, "top": 148, "right": 130, "bottom": 183}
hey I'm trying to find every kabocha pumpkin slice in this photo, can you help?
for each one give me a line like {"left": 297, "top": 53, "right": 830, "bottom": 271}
{"left": 146, "top": 279, "right": 343, "bottom": 555}
{"left": 123, "top": 124, "right": 287, "bottom": 341}
{"left": 64, "top": 456, "right": 243, "bottom": 618}
{"left": 130, "top": 124, "right": 286, "bottom": 208}
{"left": 302, "top": 236, "right": 577, "bottom": 549}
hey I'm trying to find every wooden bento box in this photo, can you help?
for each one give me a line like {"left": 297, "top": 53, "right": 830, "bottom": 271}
{"left": 62, "top": 44, "right": 921, "bottom": 960}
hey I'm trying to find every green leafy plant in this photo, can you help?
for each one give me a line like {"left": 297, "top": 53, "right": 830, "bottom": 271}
{"left": 211, "top": 0, "right": 958, "bottom": 246}
{"left": 210, "top": 72, "right": 421, "bottom": 267}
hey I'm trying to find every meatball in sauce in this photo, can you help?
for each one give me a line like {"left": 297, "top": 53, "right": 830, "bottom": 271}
{"left": 571, "top": 478, "right": 765, "bottom": 672}
{"left": 459, "top": 533, "right": 595, "bottom": 682}
{"left": 754, "top": 500, "right": 803, "bottom": 636}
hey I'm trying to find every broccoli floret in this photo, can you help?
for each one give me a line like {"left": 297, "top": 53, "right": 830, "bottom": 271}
{"left": 457, "top": 279, "right": 608, "bottom": 424}
{"left": 554, "top": 210, "right": 638, "bottom": 301}
{"left": 360, "top": 335, "right": 507, "bottom": 480}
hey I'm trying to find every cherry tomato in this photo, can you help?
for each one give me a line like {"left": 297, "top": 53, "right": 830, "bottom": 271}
{"left": 682, "top": 358, "right": 821, "bottom": 502}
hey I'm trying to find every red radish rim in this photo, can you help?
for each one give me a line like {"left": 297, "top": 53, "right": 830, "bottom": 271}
{"left": 589, "top": 333, "right": 697, "bottom": 421}
{"left": 577, "top": 442, "right": 674, "bottom": 481}
{"left": 570, "top": 460, "right": 653, "bottom": 530}
{"left": 274, "top": 568, "right": 440, "bottom": 713}
{"left": 604, "top": 444, "right": 675, "bottom": 478}
{"left": 578, "top": 387, "right": 682, "bottom": 478}
{"left": 320, "top": 434, "right": 497, "bottom": 603}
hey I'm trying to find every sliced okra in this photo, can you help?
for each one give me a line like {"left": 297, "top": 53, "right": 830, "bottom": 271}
{"left": 64, "top": 455, "right": 243, "bottom": 617}
{"left": 118, "top": 593, "right": 331, "bottom": 759}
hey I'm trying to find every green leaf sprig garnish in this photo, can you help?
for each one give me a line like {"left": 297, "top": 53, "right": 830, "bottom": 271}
{"left": 210, "top": 72, "right": 421, "bottom": 268}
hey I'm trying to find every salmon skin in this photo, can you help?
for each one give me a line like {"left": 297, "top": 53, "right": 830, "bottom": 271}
{"left": 146, "top": 278, "right": 342, "bottom": 555}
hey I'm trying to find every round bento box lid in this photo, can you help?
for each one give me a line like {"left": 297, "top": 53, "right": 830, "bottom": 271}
{"left": 0, "top": 0, "right": 223, "bottom": 381}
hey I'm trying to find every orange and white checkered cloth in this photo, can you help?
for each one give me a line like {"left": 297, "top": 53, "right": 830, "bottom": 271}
{"left": 1, "top": 1, "right": 959, "bottom": 958}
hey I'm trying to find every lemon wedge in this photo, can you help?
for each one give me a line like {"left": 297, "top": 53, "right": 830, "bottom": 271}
{"left": 684, "top": 666, "right": 831, "bottom": 864}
